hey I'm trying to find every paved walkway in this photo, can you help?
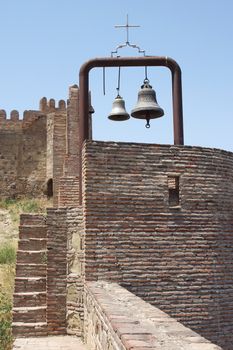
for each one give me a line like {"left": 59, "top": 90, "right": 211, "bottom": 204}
{"left": 13, "top": 336, "right": 87, "bottom": 350}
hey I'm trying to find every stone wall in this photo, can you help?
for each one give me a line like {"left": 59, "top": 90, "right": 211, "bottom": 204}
{"left": 44, "top": 206, "right": 84, "bottom": 336}
{"left": 0, "top": 97, "right": 67, "bottom": 200}
{"left": 0, "top": 110, "right": 47, "bottom": 198}
{"left": 83, "top": 141, "right": 233, "bottom": 349}
{"left": 84, "top": 281, "right": 221, "bottom": 350}
{"left": 46, "top": 207, "right": 68, "bottom": 335}
{"left": 66, "top": 207, "right": 84, "bottom": 336}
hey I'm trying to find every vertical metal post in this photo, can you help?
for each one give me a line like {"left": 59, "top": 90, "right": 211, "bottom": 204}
{"left": 171, "top": 65, "right": 184, "bottom": 145}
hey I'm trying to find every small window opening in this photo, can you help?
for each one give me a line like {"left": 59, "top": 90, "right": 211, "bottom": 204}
{"left": 168, "top": 176, "right": 180, "bottom": 207}
{"left": 47, "top": 178, "right": 53, "bottom": 198}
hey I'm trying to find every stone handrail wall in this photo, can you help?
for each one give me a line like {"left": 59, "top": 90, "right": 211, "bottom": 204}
{"left": 84, "top": 281, "right": 221, "bottom": 350}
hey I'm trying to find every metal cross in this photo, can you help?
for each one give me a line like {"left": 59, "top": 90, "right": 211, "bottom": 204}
{"left": 115, "top": 14, "right": 140, "bottom": 44}
{"left": 111, "top": 15, "right": 145, "bottom": 56}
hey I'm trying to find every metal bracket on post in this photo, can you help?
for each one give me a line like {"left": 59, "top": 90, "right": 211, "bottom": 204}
{"left": 79, "top": 56, "right": 184, "bottom": 204}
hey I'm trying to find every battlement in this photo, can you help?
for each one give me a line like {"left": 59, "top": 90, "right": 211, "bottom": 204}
{"left": 39, "top": 97, "right": 66, "bottom": 113}
{"left": 0, "top": 95, "right": 67, "bottom": 130}
{"left": 0, "top": 109, "right": 23, "bottom": 131}
{"left": 0, "top": 109, "right": 21, "bottom": 122}
{"left": 0, "top": 109, "right": 47, "bottom": 131}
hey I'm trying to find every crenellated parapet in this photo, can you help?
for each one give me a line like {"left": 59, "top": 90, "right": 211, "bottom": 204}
{"left": 0, "top": 96, "right": 67, "bottom": 132}
{"left": 0, "top": 109, "right": 22, "bottom": 131}
{"left": 0, "top": 108, "right": 47, "bottom": 131}
{"left": 0, "top": 109, "right": 20, "bottom": 121}
{"left": 39, "top": 97, "right": 66, "bottom": 113}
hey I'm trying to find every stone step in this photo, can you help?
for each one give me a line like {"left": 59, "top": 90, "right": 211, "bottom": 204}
{"left": 19, "top": 225, "right": 47, "bottom": 239}
{"left": 13, "top": 292, "right": 46, "bottom": 308}
{"left": 14, "top": 277, "right": 46, "bottom": 293}
{"left": 12, "top": 322, "right": 47, "bottom": 337}
{"left": 18, "top": 238, "right": 47, "bottom": 251}
{"left": 16, "top": 250, "right": 47, "bottom": 265}
{"left": 16, "top": 263, "right": 46, "bottom": 278}
{"left": 20, "top": 214, "right": 45, "bottom": 226}
{"left": 13, "top": 306, "right": 46, "bottom": 323}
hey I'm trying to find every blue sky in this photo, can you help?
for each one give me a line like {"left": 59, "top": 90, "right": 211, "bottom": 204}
{"left": 0, "top": 0, "right": 232, "bottom": 151}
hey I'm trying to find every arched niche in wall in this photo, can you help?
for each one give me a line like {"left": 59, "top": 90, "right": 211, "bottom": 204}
{"left": 47, "top": 178, "right": 53, "bottom": 198}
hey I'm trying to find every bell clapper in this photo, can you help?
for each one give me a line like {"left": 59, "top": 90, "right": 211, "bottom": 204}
{"left": 145, "top": 118, "right": 150, "bottom": 128}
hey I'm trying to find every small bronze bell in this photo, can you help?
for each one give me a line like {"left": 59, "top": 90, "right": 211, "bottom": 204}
{"left": 131, "top": 79, "right": 164, "bottom": 128}
{"left": 108, "top": 95, "right": 130, "bottom": 121}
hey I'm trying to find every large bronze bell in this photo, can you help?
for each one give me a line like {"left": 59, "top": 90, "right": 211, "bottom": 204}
{"left": 108, "top": 95, "right": 130, "bottom": 121}
{"left": 131, "top": 79, "right": 164, "bottom": 127}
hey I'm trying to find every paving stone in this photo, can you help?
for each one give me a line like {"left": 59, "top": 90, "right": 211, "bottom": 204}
{"left": 13, "top": 335, "right": 87, "bottom": 350}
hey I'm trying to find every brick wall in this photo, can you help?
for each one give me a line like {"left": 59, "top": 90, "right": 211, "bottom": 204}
{"left": 83, "top": 141, "right": 233, "bottom": 349}
{"left": 57, "top": 85, "right": 80, "bottom": 207}
{"left": 47, "top": 208, "right": 68, "bottom": 335}
{"left": 50, "top": 111, "right": 67, "bottom": 206}
{"left": 46, "top": 113, "right": 54, "bottom": 181}
{"left": 46, "top": 207, "right": 84, "bottom": 336}
{"left": 13, "top": 207, "right": 84, "bottom": 337}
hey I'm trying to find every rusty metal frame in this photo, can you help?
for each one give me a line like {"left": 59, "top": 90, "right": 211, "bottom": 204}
{"left": 79, "top": 56, "right": 184, "bottom": 204}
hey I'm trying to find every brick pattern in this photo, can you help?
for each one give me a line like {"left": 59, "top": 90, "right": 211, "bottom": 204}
{"left": 12, "top": 214, "right": 47, "bottom": 337}
{"left": 85, "top": 281, "right": 221, "bottom": 350}
{"left": 58, "top": 176, "right": 80, "bottom": 207}
{"left": 46, "top": 208, "right": 68, "bottom": 335}
{"left": 66, "top": 85, "right": 80, "bottom": 160}
{"left": 57, "top": 86, "right": 80, "bottom": 207}
{"left": 51, "top": 112, "right": 67, "bottom": 207}
{"left": 83, "top": 141, "right": 233, "bottom": 349}
{"left": 46, "top": 113, "right": 54, "bottom": 181}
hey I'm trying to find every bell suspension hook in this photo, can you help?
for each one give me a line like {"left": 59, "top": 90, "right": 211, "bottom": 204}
{"left": 116, "top": 66, "right": 121, "bottom": 96}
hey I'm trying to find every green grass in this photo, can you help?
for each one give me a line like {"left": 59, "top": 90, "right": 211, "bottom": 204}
{"left": 0, "top": 265, "right": 15, "bottom": 350}
{"left": 0, "top": 244, "right": 16, "bottom": 265}
{"left": 0, "top": 291, "right": 13, "bottom": 350}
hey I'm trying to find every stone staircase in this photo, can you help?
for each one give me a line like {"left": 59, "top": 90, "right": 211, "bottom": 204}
{"left": 12, "top": 214, "right": 47, "bottom": 336}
